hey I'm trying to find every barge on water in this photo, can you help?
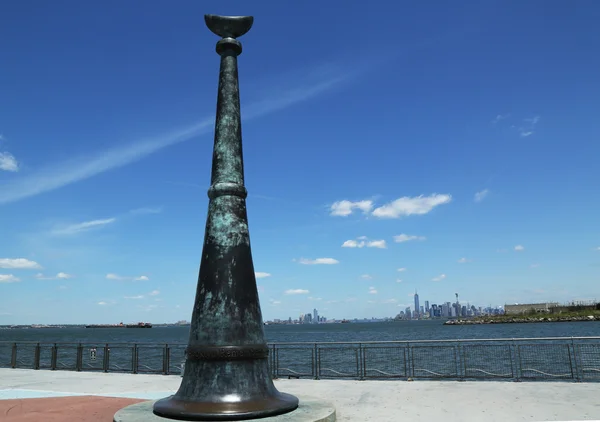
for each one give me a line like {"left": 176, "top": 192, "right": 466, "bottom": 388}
{"left": 85, "top": 322, "right": 152, "bottom": 329}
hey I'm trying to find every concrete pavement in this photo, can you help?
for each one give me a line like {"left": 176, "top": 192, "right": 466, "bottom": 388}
{"left": 1, "top": 369, "right": 599, "bottom": 421}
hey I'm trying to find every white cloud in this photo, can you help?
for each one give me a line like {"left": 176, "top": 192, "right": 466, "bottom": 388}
{"left": 255, "top": 272, "right": 271, "bottom": 279}
{"left": 342, "top": 239, "right": 365, "bottom": 248}
{"left": 129, "top": 207, "right": 163, "bottom": 215}
{"left": 368, "top": 286, "right": 378, "bottom": 294}
{"left": 285, "top": 289, "right": 310, "bottom": 295}
{"left": 124, "top": 295, "right": 145, "bottom": 300}
{"left": 51, "top": 218, "right": 116, "bottom": 235}
{"left": 0, "top": 152, "right": 19, "bottom": 172}
{"left": 0, "top": 258, "right": 42, "bottom": 269}
{"left": 97, "top": 301, "right": 107, "bottom": 306}
{"left": 0, "top": 274, "right": 20, "bottom": 283}
{"left": 148, "top": 290, "right": 160, "bottom": 296}
{"left": 397, "top": 267, "right": 406, "bottom": 272}
{"left": 396, "top": 279, "right": 402, "bottom": 283}
{"left": 308, "top": 296, "right": 322, "bottom": 301}
{"left": 367, "top": 240, "right": 387, "bottom": 249}
{"left": 393, "top": 234, "right": 426, "bottom": 243}
{"left": 361, "top": 274, "right": 373, "bottom": 280}
{"left": 57, "top": 272, "right": 72, "bottom": 279}
{"left": 382, "top": 298, "right": 397, "bottom": 304}
{"left": 457, "top": 258, "right": 470, "bottom": 264}
{"left": 474, "top": 189, "right": 489, "bottom": 203}
{"left": 372, "top": 194, "right": 451, "bottom": 219}
{"left": 106, "top": 273, "right": 149, "bottom": 281}
{"left": 341, "top": 238, "right": 386, "bottom": 249}
{"left": 298, "top": 258, "right": 339, "bottom": 265}
{"left": 0, "top": 70, "right": 352, "bottom": 206}
{"left": 514, "top": 245, "right": 525, "bottom": 251}
{"left": 330, "top": 200, "right": 373, "bottom": 217}
{"left": 432, "top": 274, "right": 446, "bottom": 282}
{"left": 269, "top": 299, "right": 282, "bottom": 305}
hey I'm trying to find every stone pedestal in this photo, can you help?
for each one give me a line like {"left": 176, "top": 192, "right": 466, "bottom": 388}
{"left": 114, "top": 398, "right": 336, "bottom": 422}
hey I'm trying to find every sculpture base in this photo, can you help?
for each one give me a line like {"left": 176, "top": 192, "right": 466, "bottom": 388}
{"left": 114, "top": 398, "right": 336, "bottom": 422}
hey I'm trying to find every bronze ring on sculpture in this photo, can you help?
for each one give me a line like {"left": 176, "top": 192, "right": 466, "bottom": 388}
{"left": 185, "top": 344, "right": 269, "bottom": 361}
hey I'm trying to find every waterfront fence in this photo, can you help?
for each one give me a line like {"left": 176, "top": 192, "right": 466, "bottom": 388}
{"left": 1, "top": 337, "right": 599, "bottom": 382}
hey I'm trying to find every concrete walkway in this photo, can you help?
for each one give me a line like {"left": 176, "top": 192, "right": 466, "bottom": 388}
{"left": 1, "top": 369, "right": 599, "bottom": 421}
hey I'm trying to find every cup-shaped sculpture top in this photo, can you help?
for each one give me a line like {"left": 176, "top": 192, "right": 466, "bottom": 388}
{"left": 204, "top": 14, "right": 254, "bottom": 39}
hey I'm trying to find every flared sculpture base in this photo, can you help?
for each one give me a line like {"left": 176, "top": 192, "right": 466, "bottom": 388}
{"left": 152, "top": 392, "right": 299, "bottom": 421}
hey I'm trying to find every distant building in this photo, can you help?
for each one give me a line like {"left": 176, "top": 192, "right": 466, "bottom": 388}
{"left": 505, "top": 303, "right": 559, "bottom": 315}
{"left": 414, "top": 291, "right": 420, "bottom": 319}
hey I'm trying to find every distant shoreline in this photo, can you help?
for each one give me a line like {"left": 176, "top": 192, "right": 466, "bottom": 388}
{"left": 445, "top": 315, "right": 598, "bottom": 325}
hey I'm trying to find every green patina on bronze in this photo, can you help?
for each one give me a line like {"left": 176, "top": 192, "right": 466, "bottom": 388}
{"left": 152, "top": 15, "right": 299, "bottom": 421}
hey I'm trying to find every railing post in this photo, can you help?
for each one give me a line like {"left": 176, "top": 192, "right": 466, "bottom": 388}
{"left": 273, "top": 345, "right": 279, "bottom": 380}
{"left": 103, "top": 344, "right": 110, "bottom": 373}
{"left": 51, "top": 344, "right": 58, "bottom": 370}
{"left": 456, "top": 341, "right": 462, "bottom": 381}
{"left": 11, "top": 343, "right": 17, "bottom": 368}
{"left": 361, "top": 343, "right": 367, "bottom": 380}
{"left": 164, "top": 344, "right": 170, "bottom": 375}
{"left": 132, "top": 344, "right": 138, "bottom": 374}
{"left": 358, "top": 343, "right": 364, "bottom": 380}
{"left": 315, "top": 344, "right": 320, "bottom": 380}
{"left": 33, "top": 343, "right": 41, "bottom": 370}
{"left": 76, "top": 343, "right": 83, "bottom": 372}
{"left": 407, "top": 342, "right": 413, "bottom": 380}
{"left": 570, "top": 337, "right": 579, "bottom": 382}
{"left": 513, "top": 339, "right": 521, "bottom": 382}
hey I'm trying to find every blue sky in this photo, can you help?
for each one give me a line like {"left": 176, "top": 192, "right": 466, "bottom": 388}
{"left": 1, "top": 0, "right": 599, "bottom": 325}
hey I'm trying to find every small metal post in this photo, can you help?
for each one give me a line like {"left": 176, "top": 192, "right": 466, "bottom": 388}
{"left": 571, "top": 337, "right": 580, "bottom": 382}
{"left": 103, "top": 344, "right": 110, "bottom": 373}
{"left": 132, "top": 344, "right": 138, "bottom": 374}
{"left": 315, "top": 343, "right": 320, "bottom": 380}
{"left": 76, "top": 343, "right": 83, "bottom": 372}
{"left": 164, "top": 344, "right": 170, "bottom": 375}
{"left": 361, "top": 343, "right": 366, "bottom": 380}
{"left": 11, "top": 343, "right": 17, "bottom": 368}
{"left": 51, "top": 344, "right": 58, "bottom": 370}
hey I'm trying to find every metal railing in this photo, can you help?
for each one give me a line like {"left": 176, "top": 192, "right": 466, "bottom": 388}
{"left": 1, "top": 337, "right": 599, "bottom": 382}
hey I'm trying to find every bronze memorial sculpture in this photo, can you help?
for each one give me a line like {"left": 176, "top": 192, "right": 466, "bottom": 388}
{"left": 113, "top": 14, "right": 335, "bottom": 422}
{"left": 151, "top": 14, "right": 300, "bottom": 421}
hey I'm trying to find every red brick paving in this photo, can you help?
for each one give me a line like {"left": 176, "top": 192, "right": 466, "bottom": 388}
{"left": 0, "top": 396, "right": 147, "bottom": 421}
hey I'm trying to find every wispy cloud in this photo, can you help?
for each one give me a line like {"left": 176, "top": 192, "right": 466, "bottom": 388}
{"left": 517, "top": 116, "right": 540, "bottom": 137}
{"left": 361, "top": 274, "right": 373, "bottom": 280}
{"left": 0, "top": 68, "right": 352, "bottom": 205}
{"left": 514, "top": 245, "right": 525, "bottom": 252}
{"left": 0, "top": 152, "right": 18, "bottom": 172}
{"left": 457, "top": 258, "right": 471, "bottom": 264}
{"left": 255, "top": 272, "right": 272, "bottom": 279}
{"left": 297, "top": 258, "right": 339, "bottom": 265}
{"left": 397, "top": 267, "right": 407, "bottom": 272}
{"left": 285, "top": 289, "right": 309, "bottom": 295}
{"left": 474, "top": 189, "right": 489, "bottom": 203}
{"left": 491, "top": 114, "right": 510, "bottom": 124}
{"left": 51, "top": 218, "right": 116, "bottom": 235}
{"left": 432, "top": 274, "right": 447, "bottom": 282}
{"left": 35, "top": 272, "right": 73, "bottom": 280}
{"left": 0, "top": 258, "right": 42, "bottom": 269}
{"left": 368, "top": 286, "right": 378, "bottom": 294}
{"left": 106, "top": 273, "right": 149, "bottom": 281}
{"left": 393, "top": 234, "right": 426, "bottom": 243}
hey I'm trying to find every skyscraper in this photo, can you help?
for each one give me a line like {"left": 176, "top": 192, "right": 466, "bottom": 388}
{"left": 414, "top": 291, "right": 420, "bottom": 319}
{"left": 313, "top": 308, "right": 319, "bottom": 324}
{"left": 425, "top": 300, "right": 430, "bottom": 313}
